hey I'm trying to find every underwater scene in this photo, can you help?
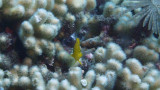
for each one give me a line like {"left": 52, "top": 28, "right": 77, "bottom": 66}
{"left": 0, "top": 0, "right": 160, "bottom": 90}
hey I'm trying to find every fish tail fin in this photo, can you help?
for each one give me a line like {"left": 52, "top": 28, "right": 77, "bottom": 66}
{"left": 78, "top": 60, "right": 82, "bottom": 65}
{"left": 74, "top": 60, "right": 82, "bottom": 65}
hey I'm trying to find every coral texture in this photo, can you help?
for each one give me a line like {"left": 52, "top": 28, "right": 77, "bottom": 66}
{"left": 0, "top": 0, "right": 160, "bottom": 90}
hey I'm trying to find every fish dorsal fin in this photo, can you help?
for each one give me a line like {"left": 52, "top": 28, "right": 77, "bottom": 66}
{"left": 73, "top": 38, "right": 81, "bottom": 52}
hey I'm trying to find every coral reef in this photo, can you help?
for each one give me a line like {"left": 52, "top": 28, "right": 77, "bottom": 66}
{"left": 19, "top": 8, "right": 61, "bottom": 60}
{"left": 0, "top": 0, "right": 160, "bottom": 90}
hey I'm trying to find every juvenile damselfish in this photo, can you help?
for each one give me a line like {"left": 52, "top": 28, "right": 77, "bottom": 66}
{"left": 71, "top": 38, "right": 83, "bottom": 65}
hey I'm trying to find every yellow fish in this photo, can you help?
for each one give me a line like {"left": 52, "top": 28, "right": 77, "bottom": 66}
{"left": 71, "top": 38, "right": 83, "bottom": 65}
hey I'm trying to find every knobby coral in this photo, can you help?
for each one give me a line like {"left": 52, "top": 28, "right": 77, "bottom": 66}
{"left": 1, "top": 0, "right": 160, "bottom": 90}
